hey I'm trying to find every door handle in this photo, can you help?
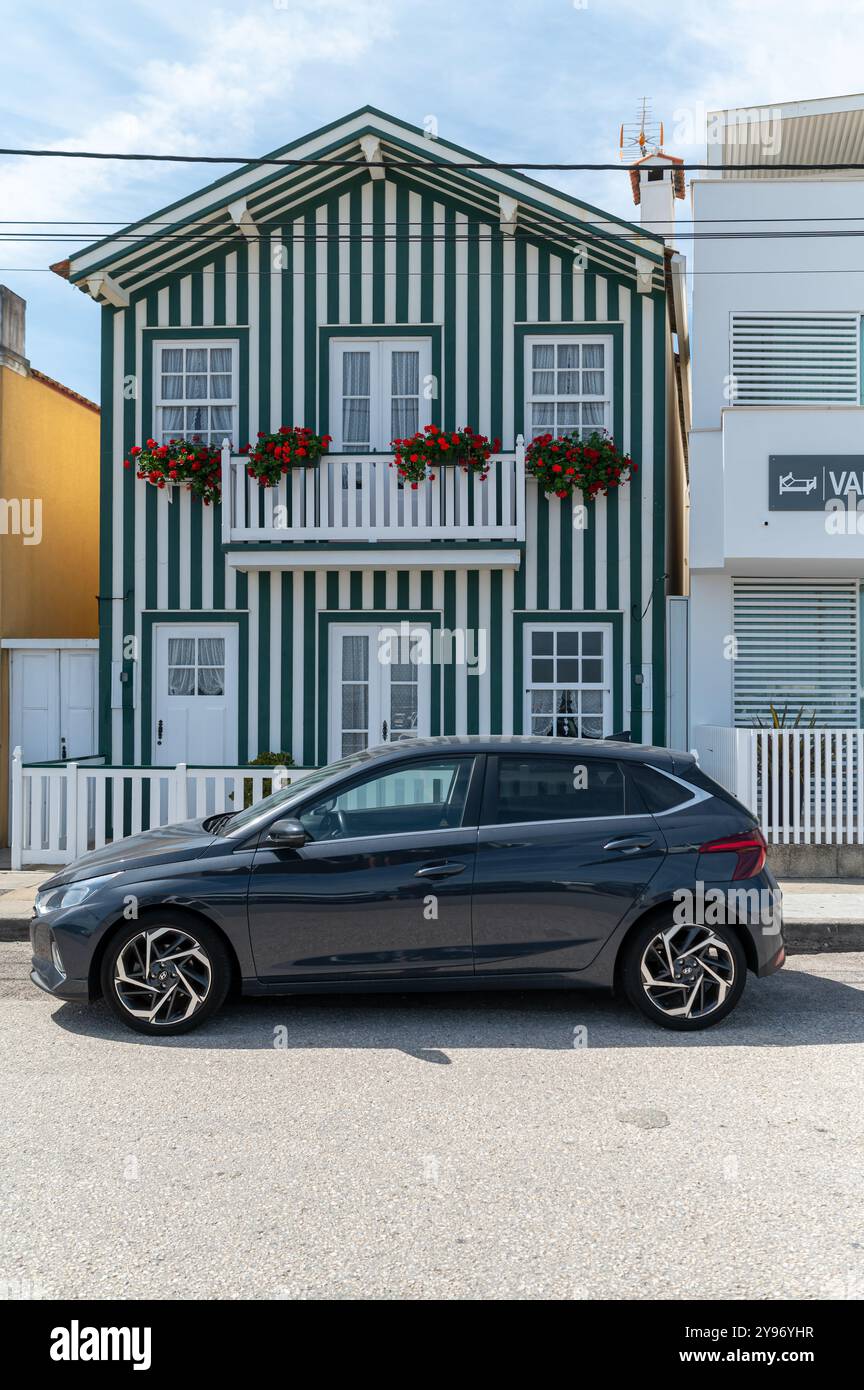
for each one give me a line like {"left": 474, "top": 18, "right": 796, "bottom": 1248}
{"left": 382, "top": 719, "right": 389, "bottom": 741}
{"left": 157, "top": 719, "right": 164, "bottom": 745}
{"left": 414, "top": 861, "right": 466, "bottom": 880}
{"left": 603, "top": 836, "right": 655, "bottom": 854}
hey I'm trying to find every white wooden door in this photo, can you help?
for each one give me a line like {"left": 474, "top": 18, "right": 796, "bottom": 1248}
{"left": 153, "top": 624, "right": 238, "bottom": 766}
{"left": 10, "top": 647, "right": 97, "bottom": 762}
{"left": 329, "top": 623, "right": 431, "bottom": 760}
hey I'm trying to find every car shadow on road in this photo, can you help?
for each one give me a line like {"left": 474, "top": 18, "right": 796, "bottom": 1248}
{"left": 48, "top": 962, "right": 864, "bottom": 1055}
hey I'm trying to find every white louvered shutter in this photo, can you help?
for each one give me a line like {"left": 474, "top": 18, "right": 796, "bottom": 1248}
{"left": 730, "top": 313, "right": 860, "bottom": 404}
{"left": 733, "top": 578, "right": 859, "bottom": 726}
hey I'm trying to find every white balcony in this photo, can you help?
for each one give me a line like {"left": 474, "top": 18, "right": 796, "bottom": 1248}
{"left": 220, "top": 442, "right": 526, "bottom": 548}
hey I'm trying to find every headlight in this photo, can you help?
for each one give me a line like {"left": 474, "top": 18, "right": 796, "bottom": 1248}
{"left": 34, "top": 871, "right": 122, "bottom": 914}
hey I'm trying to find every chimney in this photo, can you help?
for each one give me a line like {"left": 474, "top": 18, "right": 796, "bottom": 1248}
{"left": 629, "top": 152, "right": 686, "bottom": 244}
{"left": 0, "top": 286, "right": 29, "bottom": 375}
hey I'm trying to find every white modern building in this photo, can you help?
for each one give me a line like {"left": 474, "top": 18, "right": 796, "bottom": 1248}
{"left": 689, "top": 95, "right": 864, "bottom": 865}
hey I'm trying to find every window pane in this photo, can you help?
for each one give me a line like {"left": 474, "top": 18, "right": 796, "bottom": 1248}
{"left": 532, "top": 403, "right": 554, "bottom": 430}
{"left": 211, "top": 374, "right": 232, "bottom": 399}
{"left": 186, "top": 374, "right": 207, "bottom": 400}
{"left": 558, "top": 658, "right": 580, "bottom": 682}
{"left": 168, "top": 667, "right": 195, "bottom": 697}
{"left": 557, "top": 343, "right": 580, "bottom": 369}
{"left": 299, "top": 759, "right": 473, "bottom": 840}
{"left": 210, "top": 348, "right": 232, "bottom": 373}
{"left": 161, "top": 374, "right": 183, "bottom": 400}
{"left": 533, "top": 369, "right": 555, "bottom": 394}
{"left": 343, "top": 397, "right": 370, "bottom": 445}
{"left": 341, "top": 683, "right": 368, "bottom": 730}
{"left": 557, "top": 631, "right": 580, "bottom": 655}
{"left": 494, "top": 756, "right": 624, "bottom": 824}
{"left": 197, "top": 667, "right": 224, "bottom": 696}
{"left": 391, "top": 350, "right": 419, "bottom": 396}
{"left": 198, "top": 637, "right": 224, "bottom": 665}
{"left": 557, "top": 370, "right": 580, "bottom": 395}
{"left": 392, "top": 397, "right": 418, "bottom": 439}
{"left": 532, "top": 344, "right": 555, "bottom": 370}
{"left": 582, "top": 402, "right": 606, "bottom": 429}
{"left": 532, "top": 630, "right": 554, "bottom": 655}
{"left": 582, "top": 659, "right": 603, "bottom": 683}
{"left": 582, "top": 631, "right": 603, "bottom": 655}
{"left": 390, "top": 683, "right": 418, "bottom": 733}
{"left": 582, "top": 344, "right": 604, "bottom": 368}
{"left": 582, "top": 370, "right": 604, "bottom": 395}
{"left": 186, "top": 348, "right": 207, "bottom": 373}
{"left": 185, "top": 407, "right": 208, "bottom": 436}
{"left": 211, "top": 407, "right": 232, "bottom": 434}
{"left": 582, "top": 689, "right": 603, "bottom": 713}
{"left": 342, "top": 634, "right": 368, "bottom": 681}
{"left": 168, "top": 638, "right": 195, "bottom": 665}
{"left": 161, "top": 348, "right": 183, "bottom": 372}
{"left": 530, "top": 689, "right": 554, "bottom": 713}
{"left": 531, "top": 658, "right": 554, "bottom": 683}
{"left": 343, "top": 350, "right": 370, "bottom": 395}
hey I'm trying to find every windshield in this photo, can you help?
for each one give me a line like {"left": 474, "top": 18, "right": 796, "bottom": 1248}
{"left": 216, "top": 750, "right": 378, "bottom": 836}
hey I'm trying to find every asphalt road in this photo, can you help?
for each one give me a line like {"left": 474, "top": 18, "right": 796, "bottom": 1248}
{"left": 2, "top": 940, "right": 864, "bottom": 1301}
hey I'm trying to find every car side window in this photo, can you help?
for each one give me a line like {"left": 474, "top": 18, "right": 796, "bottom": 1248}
{"left": 492, "top": 755, "right": 626, "bottom": 825}
{"left": 298, "top": 758, "right": 474, "bottom": 841}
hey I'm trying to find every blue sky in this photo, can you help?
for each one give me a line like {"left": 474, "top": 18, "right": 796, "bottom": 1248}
{"left": 2, "top": 0, "right": 863, "bottom": 401}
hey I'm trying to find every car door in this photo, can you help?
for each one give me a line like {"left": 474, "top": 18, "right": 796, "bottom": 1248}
{"left": 247, "top": 754, "right": 482, "bottom": 980}
{"left": 472, "top": 753, "right": 667, "bottom": 975}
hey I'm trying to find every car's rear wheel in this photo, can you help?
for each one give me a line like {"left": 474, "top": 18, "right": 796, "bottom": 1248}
{"left": 101, "top": 913, "right": 231, "bottom": 1036}
{"left": 621, "top": 917, "right": 747, "bottom": 1031}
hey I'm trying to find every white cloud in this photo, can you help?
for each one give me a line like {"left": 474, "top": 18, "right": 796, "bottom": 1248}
{"left": 0, "top": 0, "right": 393, "bottom": 268}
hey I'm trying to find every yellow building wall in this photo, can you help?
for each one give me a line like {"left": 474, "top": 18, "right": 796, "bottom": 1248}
{"left": 0, "top": 368, "right": 100, "bottom": 638}
{"left": 0, "top": 366, "right": 99, "bottom": 843}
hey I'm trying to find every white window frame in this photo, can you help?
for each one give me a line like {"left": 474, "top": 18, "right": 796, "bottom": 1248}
{"left": 153, "top": 338, "right": 239, "bottom": 447}
{"left": 523, "top": 621, "right": 613, "bottom": 739}
{"left": 329, "top": 337, "right": 433, "bottom": 452}
{"left": 523, "top": 333, "right": 613, "bottom": 441}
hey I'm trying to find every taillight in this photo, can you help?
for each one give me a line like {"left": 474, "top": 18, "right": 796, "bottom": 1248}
{"left": 699, "top": 828, "right": 767, "bottom": 880}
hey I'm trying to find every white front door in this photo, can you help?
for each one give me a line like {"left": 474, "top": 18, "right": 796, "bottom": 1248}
{"left": 329, "top": 623, "right": 432, "bottom": 760}
{"left": 10, "top": 647, "right": 97, "bottom": 762}
{"left": 153, "top": 624, "right": 238, "bottom": 766}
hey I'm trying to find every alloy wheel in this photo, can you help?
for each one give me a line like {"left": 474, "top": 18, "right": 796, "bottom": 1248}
{"left": 113, "top": 926, "right": 212, "bottom": 1026}
{"left": 639, "top": 924, "right": 736, "bottom": 1020}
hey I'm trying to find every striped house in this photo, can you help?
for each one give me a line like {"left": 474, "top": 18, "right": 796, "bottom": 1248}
{"left": 53, "top": 108, "right": 689, "bottom": 776}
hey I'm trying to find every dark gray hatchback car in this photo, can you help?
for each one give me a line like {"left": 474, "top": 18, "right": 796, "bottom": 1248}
{"left": 30, "top": 736, "right": 785, "bottom": 1037}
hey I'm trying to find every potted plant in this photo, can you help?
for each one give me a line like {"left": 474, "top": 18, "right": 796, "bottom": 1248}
{"left": 391, "top": 424, "right": 501, "bottom": 489}
{"left": 126, "top": 438, "right": 223, "bottom": 505}
{"left": 241, "top": 427, "right": 332, "bottom": 488}
{"left": 525, "top": 431, "right": 635, "bottom": 500}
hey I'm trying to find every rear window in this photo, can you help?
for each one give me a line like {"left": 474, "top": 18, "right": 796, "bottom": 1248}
{"left": 678, "top": 762, "right": 744, "bottom": 810}
{"left": 628, "top": 763, "right": 695, "bottom": 814}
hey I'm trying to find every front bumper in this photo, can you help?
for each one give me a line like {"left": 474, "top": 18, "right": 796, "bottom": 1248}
{"left": 29, "top": 917, "right": 92, "bottom": 1003}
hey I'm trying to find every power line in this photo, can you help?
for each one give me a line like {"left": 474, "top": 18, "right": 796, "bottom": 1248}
{"left": 4, "top": 145, "right": 864, "bottom": 173}
{"left": 6, "top": 266, "right": 864, "bottom": 277}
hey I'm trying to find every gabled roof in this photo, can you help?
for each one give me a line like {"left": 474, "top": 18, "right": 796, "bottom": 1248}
{"left": 55, "top": 107, "right": 665, "bottom": 300}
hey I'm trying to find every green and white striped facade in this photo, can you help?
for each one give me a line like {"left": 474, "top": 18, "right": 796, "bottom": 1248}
{"left": 63, "top": 109, "right": 680, "bottom": 769}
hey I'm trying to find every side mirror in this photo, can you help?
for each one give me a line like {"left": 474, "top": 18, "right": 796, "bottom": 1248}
{"left": 265, "top": 816, "right": 308, "bottom": 848}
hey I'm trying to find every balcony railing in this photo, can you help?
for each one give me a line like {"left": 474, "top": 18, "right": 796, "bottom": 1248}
{"left": 220, "top": 439, "right": 526, "bottom": 545}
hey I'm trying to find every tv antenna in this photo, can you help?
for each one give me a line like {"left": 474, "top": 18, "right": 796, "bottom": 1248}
{"left": 619, "top": 99, "right": 664, "bottom": 159}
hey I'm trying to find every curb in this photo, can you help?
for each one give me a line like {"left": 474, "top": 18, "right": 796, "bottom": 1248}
{"left": 3, "top": 919, "right": 864, "bottom": 952}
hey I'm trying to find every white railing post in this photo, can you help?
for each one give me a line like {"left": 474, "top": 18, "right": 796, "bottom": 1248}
{"left": 10, "top": 745, "right": 23, "bottom": 870}
{"left": 733, "top": 729, "right": 756, "bottom": 813}
{"left": 171, "top": 762, "right": 188, "bottom": 824}
{"left": 65, "top": 761, "right": 79, "bottom": 862}
{"left": 220, "top": 439, "right": 231, "bottom": 544}
{"left": 514, "top": 434, "right": 526, "bottom": 541}
{"left": 271, "top": 764, "right": 289, "bottom": 793}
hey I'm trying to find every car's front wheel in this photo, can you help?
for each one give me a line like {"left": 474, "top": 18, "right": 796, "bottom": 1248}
{"left": 621, "top": 917, "right": 747, "bottom": 1031}
{"left": 101, "top": 913, "right": 231, "bottom": 1036}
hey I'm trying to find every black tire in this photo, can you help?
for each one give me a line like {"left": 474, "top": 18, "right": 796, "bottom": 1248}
{"left": 100, "top": 911, "right": 232, "bottom": 1036}
{"left": 620, "top": 915, "right": 747, "bottom": 1032}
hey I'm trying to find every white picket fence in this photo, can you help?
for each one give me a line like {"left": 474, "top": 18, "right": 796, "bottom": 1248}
{"left": 693, "top": 725, "right": 864, "bottom": 845}
{"left": 221, "top": 441, "right": 526, "bottom": 544}
{"left": 10, "top": 749, "right": 313, "bottom": 868}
